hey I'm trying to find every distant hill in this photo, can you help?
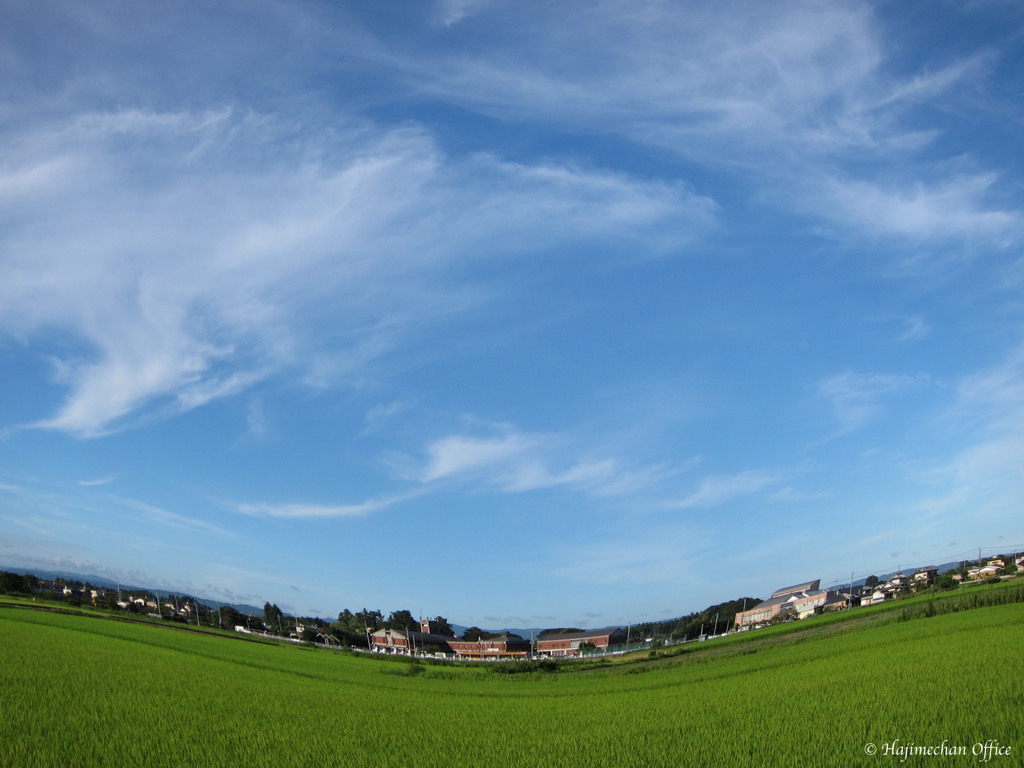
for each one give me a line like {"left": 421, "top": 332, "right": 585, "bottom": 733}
{"left": 0, "top": 564, "right": 264, "bottom": 617}
{"left": 2, "top": 566, "right": 125, "bottom": 591}
{"left": 854, "top": 561, "right": 963, "bottom": 587}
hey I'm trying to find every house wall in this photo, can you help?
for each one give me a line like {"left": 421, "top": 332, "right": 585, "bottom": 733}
{"left": 536, "top": 630, "right": 624, "bottom": 656}
{"left": 370, "top": 630, "right": 409, "bottom": 651}
{"left": 793, "top": 592, "right": 827, "bottom": 617}
{"left": 735, "top": 604, "right": 779, "bottom": 628}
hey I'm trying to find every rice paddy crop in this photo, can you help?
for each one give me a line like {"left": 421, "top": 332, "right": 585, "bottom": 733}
{"left": 1, "top": 595, "right": 1021, "bottom": 767}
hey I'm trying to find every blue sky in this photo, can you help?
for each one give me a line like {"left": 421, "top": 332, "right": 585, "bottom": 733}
{"left": 2, "top": 0, "right": 1023, "bottom": 627}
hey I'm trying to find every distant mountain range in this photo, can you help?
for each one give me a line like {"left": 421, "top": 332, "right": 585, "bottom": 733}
{"left": 851, "top": 562, "right": 962, "bottom": 587}
{"left": 0, "top": 564, "right": 265, "bottom": 618}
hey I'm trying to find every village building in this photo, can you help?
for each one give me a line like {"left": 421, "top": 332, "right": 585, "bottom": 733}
{"left": 734, "top": 579, "right": 825, "bottom": 629}
{"left": 369, "top": 619, "right": 533, "bottom": 659}
{"left": 859, "top": 573, "right": 907, "bottom": 605}
{"left": 913, "top": 566, "right": 938, "bottom": 586}
{"left": 369, "top": 627, "right": 457, "bottom": 655}
{"left": 535, "top": 628, "right": 627, "bottom": 657}
{"left": 448, "top": 632, "right": 531, "bottom": 659}
{"left": 968, "top": 564, "right": 1001, "bottom": 580}
{"left": 821, "top": 587, "right": 862, "bottom": 612}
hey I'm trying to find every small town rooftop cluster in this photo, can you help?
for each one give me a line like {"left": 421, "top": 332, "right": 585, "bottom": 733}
{"left": 734, "top": 555, "right": 1022, "bottom": 630}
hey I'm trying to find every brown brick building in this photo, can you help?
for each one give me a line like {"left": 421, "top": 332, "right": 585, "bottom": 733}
{"left": 535, "top": 628, "right": 627, "bottom": 657}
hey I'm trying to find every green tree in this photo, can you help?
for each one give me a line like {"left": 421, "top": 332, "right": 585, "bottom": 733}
{"left": 865, "top": 575, "right": 879, "bottom": 589}
{"left": 23, "top": 574, "right": 39, "bottom": 594}
{"left": 217, "top": 606, "right": 245, "bottom": 629}
{"left": 0, "top": 571, "right": 26, "bottom": 594}
{"left": 537, "top": 628, "right": 583, "bottom": 638}
{"left": 429, "top": 616, "right": 455, "bottom": 636}
{"left": 384, "top": 609, "right": 417, "bottom": 631}
{"left": 462, "top": 627, "right": 503, "bottom": 642}
{"left": 935, "top": 573, "right": 958, "bottom": 591}
{"left": 330, "top": 608, "right": 383, "bottom": 646}
{"left": 263, "top": 602, "right": 284, "bottom": 632}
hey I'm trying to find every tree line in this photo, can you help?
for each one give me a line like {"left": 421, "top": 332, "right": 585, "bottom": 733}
{"left": 629, "top": 597, "right": 761, "bottom": 643}
{"left": 327, "top": 608, "right": 455, "bottom": 646}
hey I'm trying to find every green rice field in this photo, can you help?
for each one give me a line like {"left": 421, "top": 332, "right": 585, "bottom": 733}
{"left": 1, "top": 588, "right": 1022, "bottom": 767}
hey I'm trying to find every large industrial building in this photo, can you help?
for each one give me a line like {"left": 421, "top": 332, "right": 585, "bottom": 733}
{"left": 733, "top": 579, "right": 828, "bottom": 629}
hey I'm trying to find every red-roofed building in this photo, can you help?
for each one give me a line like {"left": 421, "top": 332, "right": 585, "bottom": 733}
{"left": 535, "top": 628, "right": 627, "bottom": 657}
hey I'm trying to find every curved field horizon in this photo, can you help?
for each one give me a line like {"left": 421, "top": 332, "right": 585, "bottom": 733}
{"left": 2, "top": 584, "right": 1022, "bottom": 766}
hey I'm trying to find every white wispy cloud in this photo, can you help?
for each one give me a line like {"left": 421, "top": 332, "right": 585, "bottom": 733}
{"left": 228, "top": 417, "right": 684, "bottom": 522}
{"left": 551, "top": 521, "right": 709, "bottom": 586}
{"left": 815, "top": 173, "right": 1020, "bottom": 244}
{"left": 231, "top": 492, "right": 418, "bottom": 519}
{"left": 434, "top": 0, "right": 492, "bottom": 27}
{"left": 816, "top": 372, "right": 932, "bottom": 435}
{"left": 957, "top": 345, "right": 1024, "bottom": 418}
{"left": 420, "top": 432, "right": 539, "bottom": 483}
{"left": 896, "top": 316, "right": 932, "bottom": 342}
{"left": 111, "top": 497, "right": 236, "bottom": 539}
{"left": 413, "top": 421, "right": 680, "bottom": 500}
{"left": 768, "top": 486, "right": 820, "bottom": 504}
{"left": 368, "top": 0, "right": 1018, "bottom": 250}
{"left": 398, "top": 0, "right": 884, "bottom": 151}
{"left": 5, "top": 1, "right": 1010, "bottom": 446}
{"left": 937, "top": 345, "right": 1024, "bottom": 491}
{"left": 669, "top": 470, "right": 780, "bottom": 510}
{"left": 0, "top": 108, "right": 714, "bottom": 438}
{"left": 850, "top": 345, "right": 1024, "bottom": 545}
{"left": 361, "top": 401, "right": 413, "bottom": 436}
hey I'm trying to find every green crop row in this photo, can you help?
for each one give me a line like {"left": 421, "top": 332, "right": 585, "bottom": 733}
{"left": 1, "top": 598, "right": 1021, "bottom": 766}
